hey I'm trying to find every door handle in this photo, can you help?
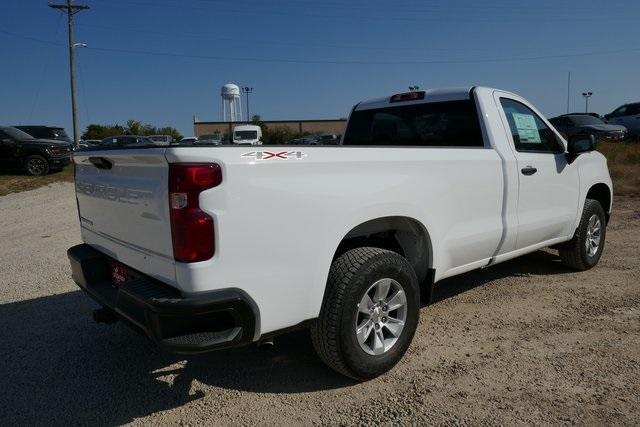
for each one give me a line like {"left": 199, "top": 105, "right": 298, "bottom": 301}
{"left": 521, "top": 166, "right": 537, "bottom": 176}
{"left": 88, "top": 157, "right": 113, "bottom": 170}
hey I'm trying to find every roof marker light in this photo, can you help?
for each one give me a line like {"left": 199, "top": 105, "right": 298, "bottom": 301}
{"left": 390, "top": 91, "right": 425, "bottom": 103}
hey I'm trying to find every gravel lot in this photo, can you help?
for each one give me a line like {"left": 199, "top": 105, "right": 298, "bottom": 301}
{"left": 0, "top": 183, "right": 638, "bottom": 425}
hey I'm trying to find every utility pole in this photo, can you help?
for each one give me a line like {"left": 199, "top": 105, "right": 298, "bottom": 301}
{"left": 566, "top": 71, "right": 571, "bottom": 113}
{"left": 242, "top": 87, "right": 253, "bottom": 122}
{"left": 582, "top": 91, "right": 593, "bottom": 113}
{"left": 49, "top": 0, "right": 89, "bottom": 146}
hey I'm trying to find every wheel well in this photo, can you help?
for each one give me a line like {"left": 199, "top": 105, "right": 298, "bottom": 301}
{"left": 586, "top": 183, "right": 611, "bottom": 223}
{"left": 333, "top": 216, "right": 432, "bottom": 285}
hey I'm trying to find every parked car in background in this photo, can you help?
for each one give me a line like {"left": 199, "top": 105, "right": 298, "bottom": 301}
{"left": 75, "top": 140, "right": 103, "bottom": 150}
{"left": 313, "top": 133, "right": 340, "bottom": 144}
{"left": 196, "top": 134, "right": 223, "bottom": 145}
{"left": 83, "top": 139, "right": 102, "bottom": 146}
{"left": 289, "top": 133, "right": 341, "bottom": 145}
{"left": 604, "top": 102, "right": 640, "bottom": 137}
{"left": 0, "top": 126, "right": 72, "bottom": 175}
{"left": 233, "top": 125, "right": 262, "bottom": 145}
{"left": 13, "top": 125, "right": 72, "bottom": 143}
{"left": 179, "top": 137, "right": 198, "bottom": 144}
{"left": 148, "top": 135, "right": 173, "bottom": 145}
{"left": 288, "top": 136, "right": 317, "bottom": 145}
{"left": 549, "top": 114, "right": 627, "bottom": 141}
{"left": 100, "top": 135, "right": 155, "bottom": 147}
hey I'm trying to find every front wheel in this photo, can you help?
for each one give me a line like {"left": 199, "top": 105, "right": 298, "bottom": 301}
{"left": 311, "top": 247, "right": 420, "bottom": 380}
{"left": 25, "top": 155, "right": 50, "bottom": 176}
{"left": 559, "top": 199, "right": 607, "bottom": 270}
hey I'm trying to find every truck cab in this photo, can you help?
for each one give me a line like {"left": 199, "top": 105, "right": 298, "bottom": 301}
{"left": 232, "top": 125, "right": 262, "bottom": 145}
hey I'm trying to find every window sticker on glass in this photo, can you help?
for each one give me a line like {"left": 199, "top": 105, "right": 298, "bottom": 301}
{"left": 512, "top": 113, "right": 541, "bottom": 144}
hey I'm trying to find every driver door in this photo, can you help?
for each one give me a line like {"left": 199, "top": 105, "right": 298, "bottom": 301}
{"left": 497, "top": 97, "right": 580, "bottom": 250}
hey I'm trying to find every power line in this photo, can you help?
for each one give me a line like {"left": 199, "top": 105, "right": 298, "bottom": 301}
{"left": 170, "top": 0, "right": 625, "bottom": 18}
{"left": 2, "top": 28, "right": 639, "bottom": 66}
{"left": 75, "top": 23, "right": 463, "bottom": 53}
{"left": 79, "top": 45, "right": 640, "bottom": 66}
{"left": 75, "top": 22, "right": 637, "bottom": 55}
{"left": 91, "top": 0, "right": 635, "bottom": 23}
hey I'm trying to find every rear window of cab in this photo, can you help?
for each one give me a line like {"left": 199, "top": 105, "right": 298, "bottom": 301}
{"left": 342, "top": 100, "right": 483, "bottom": 147}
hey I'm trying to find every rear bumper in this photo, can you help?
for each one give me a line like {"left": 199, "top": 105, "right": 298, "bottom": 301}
{"left": 67, "top": 244, "right": 258, "bottom": 354}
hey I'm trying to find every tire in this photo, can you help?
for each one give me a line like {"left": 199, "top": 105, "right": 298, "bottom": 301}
{"left": 311, "top": 247, "right": 420, "bottom": 380}
{"left": 25, "top": 155, "right": 50, "bottom": 176}
{"left": 559, "top": 199, "right": 607, "bottom": 270}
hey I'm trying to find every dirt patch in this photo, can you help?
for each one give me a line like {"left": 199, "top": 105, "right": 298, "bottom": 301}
{"left": 0, "top": 165, "right": 74, "bottom": 196}
{"left": 0, "top": 185, "right": 638, "bottom": 425}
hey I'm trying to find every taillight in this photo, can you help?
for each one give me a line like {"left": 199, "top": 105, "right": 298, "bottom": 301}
{"left": 389, "top": 91, "right": 425, "bottom": 103}
{"left": 169, "top": 163, "right": 222, "bottom": 263}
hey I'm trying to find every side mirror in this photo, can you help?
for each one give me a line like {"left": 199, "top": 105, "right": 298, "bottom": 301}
{"left": 568, "top": 134, "right": 596, "bottom": 154}
{"left": 566, "top": 134, "right": 595, "bottom": 163}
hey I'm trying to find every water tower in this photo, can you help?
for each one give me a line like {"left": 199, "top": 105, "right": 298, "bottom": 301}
{"left": 221, "top": 83, "right": 242, "bottom": 122}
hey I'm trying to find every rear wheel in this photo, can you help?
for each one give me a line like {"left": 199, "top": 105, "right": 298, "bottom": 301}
{"left": 25, "top": 155, "right": 50, "bottom": 176}
{"left": 311, "top": 247, "right": 420, "bottom": 380}
{"left": 559, "top": 199, "right": 607, "bottom": 270}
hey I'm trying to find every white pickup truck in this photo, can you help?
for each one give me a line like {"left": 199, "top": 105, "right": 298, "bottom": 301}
{"left": 68, "top": 87, "right": 612, "bottom": 380}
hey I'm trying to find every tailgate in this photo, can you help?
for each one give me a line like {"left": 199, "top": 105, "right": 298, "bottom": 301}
{"left": 73, "top": 149, "right": 176, "bottom": 282}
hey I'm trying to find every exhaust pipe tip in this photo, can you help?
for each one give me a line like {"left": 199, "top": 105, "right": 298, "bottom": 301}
{"left": 93, "top": 307, "right": 118, "bottom": 324}
{"left": 258, "top": 338, "right": 274, "bottom": 351}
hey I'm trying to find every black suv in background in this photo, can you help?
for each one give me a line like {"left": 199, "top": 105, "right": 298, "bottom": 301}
{"left": 0, "top": 126, "right": 72, "bottom": 175}
{"left": 13, "top": 125, "right": 72, "bottom": 143}
{"left": 604, "top": 102, "right": 640, "bottom": 137}
{"left": 549, "top": 114, "right": 627, "bottom": 141}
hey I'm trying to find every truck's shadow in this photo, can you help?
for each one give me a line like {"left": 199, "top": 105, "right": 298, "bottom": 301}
{"left": 429, "top": 249, "right": 570, "bottom": 304}
{"left": 0, "top": 249, "right": 571, "bottom": 425}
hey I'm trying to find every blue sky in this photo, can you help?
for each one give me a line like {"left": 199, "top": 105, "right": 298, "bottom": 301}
{"left": 1, "top": 0, "right": 639, "bottom": 137}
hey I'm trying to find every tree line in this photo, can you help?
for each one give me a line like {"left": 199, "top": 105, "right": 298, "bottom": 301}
{"left": 81, "top": 120, "right": 182, "bottom": 141}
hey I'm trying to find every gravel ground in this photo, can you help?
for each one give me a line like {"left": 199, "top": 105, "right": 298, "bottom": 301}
{"left": 0, "top": 183, "right": 638, "bottom": 426}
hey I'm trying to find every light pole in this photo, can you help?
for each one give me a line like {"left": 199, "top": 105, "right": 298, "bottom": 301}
{"left": 582, "top": 91, "right": 593, "bottom": 113}
{"left": 242, "top": 87, "right": 253, "bottom": 121}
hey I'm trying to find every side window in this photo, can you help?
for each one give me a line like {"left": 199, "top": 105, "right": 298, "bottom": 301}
{"left": 628, "top": 104, "right": 640, "bottom": 116}
{"left": 102, "top": 138, "right": 118, "bottom": 146}
{"left": 500, "top": 98, "right": 563, "bottom": 153}
{"left": 611, "top": 106, "right": 627, "bottom": 117}
{"left": 342, "top": 100, "right": 484, "bottom": 147}
{"left": 549, "top": 117, "right": 567, "bottom": 127}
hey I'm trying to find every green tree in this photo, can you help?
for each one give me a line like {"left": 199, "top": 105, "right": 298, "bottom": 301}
{"left": 156, "top": 126, "right": 183, "bottom": 141}
{"left": 81, "top": 124, "right": 125, "bottom": 140}
{"left": 262, "top": 126, "right": 296, "bottom": 145}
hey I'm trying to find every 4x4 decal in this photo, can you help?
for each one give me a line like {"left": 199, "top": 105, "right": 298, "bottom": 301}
{"left": 241, "top": 151, "right": 307, "bottom": 160}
